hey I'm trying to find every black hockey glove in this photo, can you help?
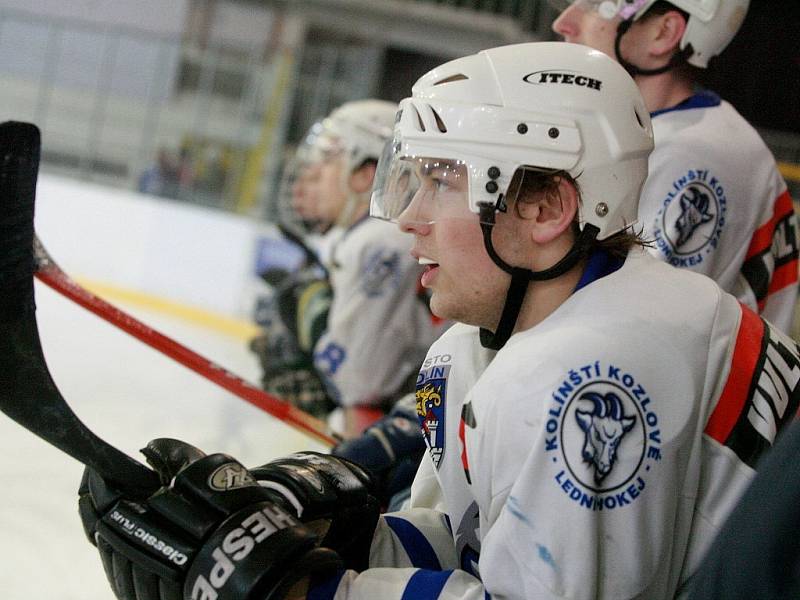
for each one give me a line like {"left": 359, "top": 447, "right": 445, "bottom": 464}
{"left": 253, "top": 268, "right": 331, "bottom": 355}
{"left": 331, "top": 394, "right": 426, "bottom": 509}
{"left": 78, "top": 438, "right": 342, "bottom": 600}
{"left": 250, "top": 275, "right": 334, "bottom": 419}
{"left": 250, "top": 451, "right": 380, "bottom": 572}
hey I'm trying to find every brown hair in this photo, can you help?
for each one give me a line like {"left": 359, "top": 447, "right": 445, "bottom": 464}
{"left": 506, "top": 167, "right": 651, "bottom": 259}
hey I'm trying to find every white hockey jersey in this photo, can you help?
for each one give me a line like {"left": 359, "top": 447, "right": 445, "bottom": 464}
{"left": 312, "top": 215, "right": 442, "bottom": 407}
{"left": 309, "top": 249, "right": 800, "bottom": 600}
{"left": 640, "top": 91, "right": 799, "bottom": 333}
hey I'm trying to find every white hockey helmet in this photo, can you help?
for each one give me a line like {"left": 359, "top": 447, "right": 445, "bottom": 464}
{"left": 371, "top": 41, "right": 653, "bottom": 241}
{"left": 317, "top": 99, "right": 398, "bottom": 174}
{"left": 550, "top": 0, "right": 749, "bottom": 68}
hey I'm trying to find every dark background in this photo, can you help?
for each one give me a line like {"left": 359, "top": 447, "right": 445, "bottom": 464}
{"left": 687, "top": 1, "right": 798, "bottom": 133}
{"left": 380, "top": 3, "right": 799, "bottom": 134}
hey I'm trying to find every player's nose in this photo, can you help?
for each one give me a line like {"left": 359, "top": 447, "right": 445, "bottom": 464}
{"left": 552, "top": 4, "right": 579, "bottom": 39}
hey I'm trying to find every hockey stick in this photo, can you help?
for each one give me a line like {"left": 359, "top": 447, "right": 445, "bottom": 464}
{"left": 33, "top": 238, "right": 339, "bottom": 448}
{"left": 33, "top": 236, "right": 338, "bottom": 446}
{"left": 0, "top": 121, "right": 160, "bottom": 495}
{"left": 0, "top": 123, "right": 337, "bottom": 499}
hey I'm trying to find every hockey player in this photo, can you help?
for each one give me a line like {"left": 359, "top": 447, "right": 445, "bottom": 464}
{"left": 307, "top": 100, "right": 441, "bottom": 420}
{"left": 252, "top": 100, "right": 441, "bottom": 432}
{"left": 250, "top": 124, "right": 336, "bottom": 418}
{"left": 551, "top": 0, "right": 799, "bottom": 333}
{"left": 78, "top": 42, "right": 800, "bottom": 600}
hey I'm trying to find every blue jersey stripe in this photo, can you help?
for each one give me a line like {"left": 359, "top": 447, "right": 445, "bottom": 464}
{"left": 384, "top": 515, "right": 443, "bottom": 570}
{"left": 650, "top": 90, "right": 721, "bottom": 118}
{"left": 401, "top": 569, "right": 454, "bottom": 600}
{"left": 574, "top": 248, "right": 625, "bottom": 293}
{"left": 307, "top": 570, "right": 346, "bottom": 600}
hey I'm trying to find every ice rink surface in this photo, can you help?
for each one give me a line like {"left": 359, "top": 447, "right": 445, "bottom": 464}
{"left": 0, "top": 280, "right": 327, "bottom": 600}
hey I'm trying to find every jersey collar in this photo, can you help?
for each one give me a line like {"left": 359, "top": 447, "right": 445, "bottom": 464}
{"left": 573, "top": 247, "right": 625, "bottom": 294}
{"left": 650, "top": 90, "right": 721, "bottom": 118}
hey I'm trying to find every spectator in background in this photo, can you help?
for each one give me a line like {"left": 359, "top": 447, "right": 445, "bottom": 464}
{"left": 137, "top": 148, "right": 180, "bottom": 197}
{"left": 552, "top": 0, "right": 799, "bottom": 333}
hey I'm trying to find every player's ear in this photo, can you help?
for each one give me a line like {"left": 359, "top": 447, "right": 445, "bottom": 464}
{"left": 649, "top": 9, "right": 687, "bottom": 58}
{"left": 349, "top": 161, "right": 377, "bottom": 194}
{"left": 516, "top": 175, "right": 579, "bottom": 245}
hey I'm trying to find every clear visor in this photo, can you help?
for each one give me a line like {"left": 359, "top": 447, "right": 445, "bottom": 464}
{"left": 276, "top": 121, "right": 334, "bottom": 235}
{"left": 276, "top": 153, "right": 328, "bottom": 234}
{"left": 371, "top": 141, "right": 475, "bottom": 226}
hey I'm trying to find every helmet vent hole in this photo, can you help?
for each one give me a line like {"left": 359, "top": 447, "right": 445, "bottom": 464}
{"left": 633, "top": 106, "right": 645, "bottom": 129}
{"left": 433, "top": 73, "right": 468, "bottom": 86}
{"left": 429, "top": 106, "right": 448, "bottom": 133}
{"left": 412, "top": 105, "right": 426, "bottom": 132}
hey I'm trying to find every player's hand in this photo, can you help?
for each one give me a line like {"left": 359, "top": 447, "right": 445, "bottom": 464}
{"left": 332, "top": 395, "right": 426, "bottom": 509}
{"left": 78, "top": 438, "right": 342, "bottom": 600}
{"left": 251, "top": 451, "right": 380, "bottom": 571}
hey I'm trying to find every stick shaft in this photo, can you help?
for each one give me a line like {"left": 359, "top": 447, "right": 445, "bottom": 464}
{"left": 34, "top": 254, "right": 338, "bottom": 448}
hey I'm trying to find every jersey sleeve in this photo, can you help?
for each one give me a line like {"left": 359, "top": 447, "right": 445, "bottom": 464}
{"left": 306, "top": 508, "right": 487, "bottom": 600}
{"left": 737, "top": 184, "right": 799, "bottom": 334}
{"left": 640, "top": 124, "right": 799, "bottom": 333}
{"left": 684, "top": 302, "right": 800, "bottom": 578}
{"left": 313, "top": 236, "right": 430, "bottom": 407}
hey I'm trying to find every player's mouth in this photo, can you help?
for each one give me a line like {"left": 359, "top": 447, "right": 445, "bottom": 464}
{"left": 418, "top": 256, "right": 440, "bottom": 287}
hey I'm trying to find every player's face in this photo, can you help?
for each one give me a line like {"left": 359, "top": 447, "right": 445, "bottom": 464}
{"left": 398, "top": 165, "right": 509, "bottom": 329}
{"left": 291, "top": 163, "right": 321, "bottom": 220}
{"left": 314, "top": 154, "right": 349, "bottom": 223}
{"left": 552, "top": 1, "right": 656, "bottom": 69}
{"left": 552, "top": 2, "right": 620, "bottom": 60}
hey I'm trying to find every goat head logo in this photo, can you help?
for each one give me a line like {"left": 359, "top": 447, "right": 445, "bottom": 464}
{"left": 575, "top": 391, "right": 636, "bottom": 483}
{"left": 675, "top": 186, "right": 713, "bottom": 248}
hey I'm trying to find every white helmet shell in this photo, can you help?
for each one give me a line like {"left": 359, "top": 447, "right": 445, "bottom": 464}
{"left": 613, "top": 0, "right": 749, "bottom": 68}
{"left": 375, "top": 42, "right": 653, "bottom": 241}
{"left": 320, "top": 99, "right": 398, "bottom": 174}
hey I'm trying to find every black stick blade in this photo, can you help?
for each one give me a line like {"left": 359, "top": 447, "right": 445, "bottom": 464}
{"left": 0, "top": 121, "right": 159, "bottom": 494}
{"left": 0, "top": 122, "right": 39, "bottom": 323}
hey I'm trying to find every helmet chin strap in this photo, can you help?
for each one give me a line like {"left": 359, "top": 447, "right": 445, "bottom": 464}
{"left": 477, "top": 203, "right": 599, "bottom": 350}
{"left": 614, "top": 19, "right": 694, "bottom": 77}
{"left": 336, "top": 191, "right": 368, "bottom": 228}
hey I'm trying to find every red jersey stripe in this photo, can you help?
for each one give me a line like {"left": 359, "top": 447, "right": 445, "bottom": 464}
{"left": 458, "top": 415, "right": 471, "bottom": 483}
{"left": 745, "top": 190, "right": 794, "bottom": 261}
{"left": 705, "top": 305, "right": 765, "bottom": 444}
{"left": 769, "top": 259, "right": 800, "bottom": 295}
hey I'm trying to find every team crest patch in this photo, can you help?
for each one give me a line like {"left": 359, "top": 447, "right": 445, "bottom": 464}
{"left": 652, "top": 169, "right": 727, "bottom": 268}
{"left": 361, "top": 247, "right": 401, "bottom": 297}
{"left": 544, "top": 362, "right": 662, "bottom": 511}
{"left": 416, "top": 358, "right": 450, "bottom": 469}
